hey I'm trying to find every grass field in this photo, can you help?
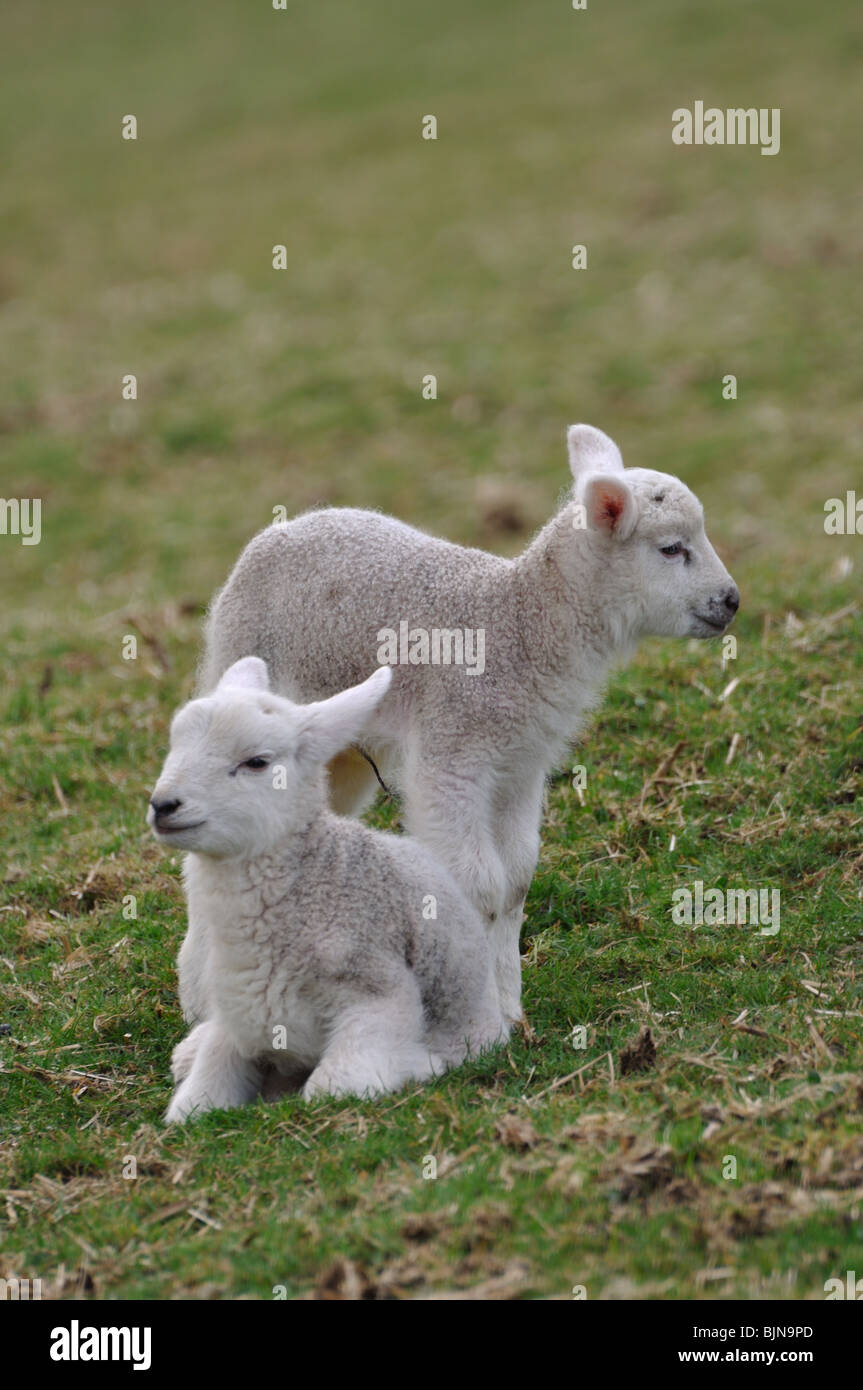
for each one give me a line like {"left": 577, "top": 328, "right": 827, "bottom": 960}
{"left": 1, "top": 0, "right": 861, "bottom": 1300}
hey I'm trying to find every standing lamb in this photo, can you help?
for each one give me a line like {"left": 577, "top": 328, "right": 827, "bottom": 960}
{"left": 148, "top": 658, "right": 506, "bottom": 1122}
{"left": 200, "top": 424, "right": 739, "bottom": 1024}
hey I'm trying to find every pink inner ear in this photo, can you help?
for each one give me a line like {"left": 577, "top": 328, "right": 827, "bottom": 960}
{"left": 592, "top": 482, "right": 627, "bottom": 531}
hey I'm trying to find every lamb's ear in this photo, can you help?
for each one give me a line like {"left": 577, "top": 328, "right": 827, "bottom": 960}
{"left": 216, "top": 656, "right": 270, "bottom": 692}
{"left": 298, "top": 666, "right": 392, "bottom": 764}
{"left": 581, "top": 473, "right": 638, "bottom": 541}
{"left": 567, "top": 424, "right": 624, "bottom": 480}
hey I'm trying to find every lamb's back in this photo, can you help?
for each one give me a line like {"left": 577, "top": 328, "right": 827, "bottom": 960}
{"left": 201, "top": 509, "right": 514, "bottom": 702}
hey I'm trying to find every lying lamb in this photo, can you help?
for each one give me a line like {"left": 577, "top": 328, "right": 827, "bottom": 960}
{"left": 200, "top": 424, "right": 739, "bottom": 1024}
{"left": 148, "top": 658, "right": 506, "bottom": 1122}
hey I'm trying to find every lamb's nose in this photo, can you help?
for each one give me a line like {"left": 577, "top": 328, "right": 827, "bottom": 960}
{"left": 151, "top": 797, "right": 182, "bottom": 821}
{"left": 723, "top": 586, "right": 740, "bottom": 615}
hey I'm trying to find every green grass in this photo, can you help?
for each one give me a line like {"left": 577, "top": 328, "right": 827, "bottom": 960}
{"left": 1, "top": 0, "right": 861, "bottom": 1300}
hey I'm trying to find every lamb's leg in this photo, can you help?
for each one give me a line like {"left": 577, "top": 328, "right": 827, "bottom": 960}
{"left": 402, "top": 752, "right": 507, "bottom": 927}
{"left": 491, "top": 775, "right": 545, "bottom": 1024}
{"left": 303, "top": 989, "right": 442, "bottom": 1100}
{"left": 170, "top": 1020, "right": 209, "bottom": 1084}
{"left": 402, "top": 751, "right": 527, "bottom": 1023}
{"left": 485, "top": 912, "right": 522, "bottom": 1027}
{"left": 177, "top": 907, "right": 212, "bottom": 1025}
{"left": 428, "top": 963, "right": 510, "bottom": 1065}
{"left": 165, "top": 1020, "right": 261, "bottom": 1123}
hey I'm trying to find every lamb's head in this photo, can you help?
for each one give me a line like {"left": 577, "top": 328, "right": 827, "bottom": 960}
{"left": 564, "top": 424, "right": 739, "bottom": 642}
{"left": 148, "top": 659, "right": 392, "bottom": 857}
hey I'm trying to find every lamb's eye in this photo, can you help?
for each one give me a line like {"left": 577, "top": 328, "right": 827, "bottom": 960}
{"left": 660, "top": 542, "right": 684, "bottom": 557}
{"left": 241, "top": 756, "right": 270, "bottom": 770}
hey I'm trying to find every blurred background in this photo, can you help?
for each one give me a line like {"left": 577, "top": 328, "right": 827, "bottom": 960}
{"left": 1, "top": 0, "right": 860, "bottom": 651}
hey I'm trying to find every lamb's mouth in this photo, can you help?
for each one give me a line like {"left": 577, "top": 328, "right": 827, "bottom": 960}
{"left": 692, "top": 612, "right": 727, "bottom": 632}
{"left": 157, "top": 820, "right": 207, "bottom": 835}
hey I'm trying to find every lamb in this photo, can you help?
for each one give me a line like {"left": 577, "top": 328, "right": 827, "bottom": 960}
{"left": 199, "top": 423, "right": 740, "bottom": 1025}
{"left": 148, "top": 658, "right": 507, "bottom": 1122}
